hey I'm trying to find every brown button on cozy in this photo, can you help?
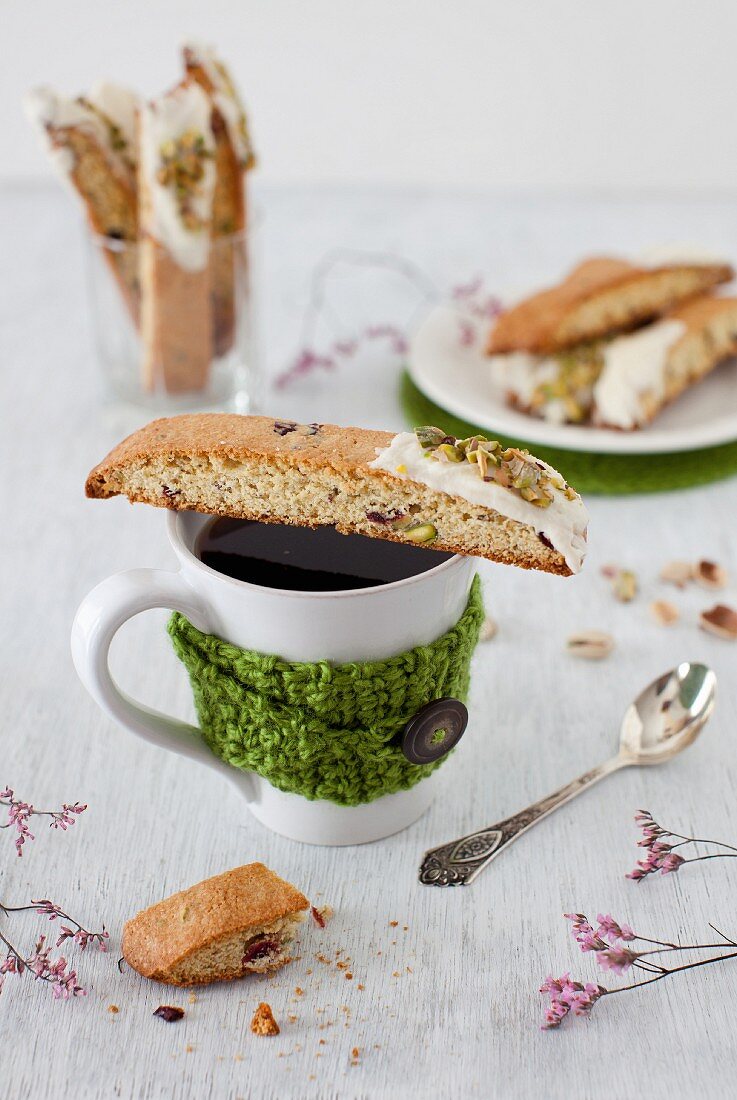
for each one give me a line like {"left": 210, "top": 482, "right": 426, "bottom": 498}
{"left": 400, "top": 698, "right": 469, "bottom": 764}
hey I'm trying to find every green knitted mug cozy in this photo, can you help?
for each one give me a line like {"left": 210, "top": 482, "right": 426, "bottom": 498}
{"left": 168, "top": 574, "right": 484, "bottom": 807}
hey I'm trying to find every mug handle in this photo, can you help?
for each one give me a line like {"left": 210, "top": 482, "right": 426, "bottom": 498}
{"left": 71, "top": 569, "right": 257, "bottom": 803}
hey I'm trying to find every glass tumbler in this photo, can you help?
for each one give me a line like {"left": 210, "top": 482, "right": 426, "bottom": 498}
{"left": 86, "top": 221, "right": 260, "bottom": 413}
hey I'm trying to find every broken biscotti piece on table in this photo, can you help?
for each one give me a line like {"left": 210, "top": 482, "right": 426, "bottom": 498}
{"left": 487, "top": 254, "right": 733, "bottom": 356}
{"left": 494, "top": 294, "right": 737, "bottom": 429}
{"left": 183, "top": 42, "right": 255, "bottom": 357}
{"left": 121, "top": 863, "right": 309, "bottom": 986}
{"left": 25, "top": 84, "right": 140, "bottom": 321}
{"left": 138, "top": 82, "right": 217, "bottom": 394}
{"left": 85, "top": 413, "right": 588, "bottom": 576}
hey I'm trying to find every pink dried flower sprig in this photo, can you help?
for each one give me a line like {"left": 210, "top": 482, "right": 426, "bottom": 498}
{"left": 1, "top": 899, "right": 109, "bottom": 952}
{"left": 540, "top": 974, "right": 606, "bottom": 1028}
{"left": 627, "top": 810, "right": 737, "bottom": 882}
{"left": 451, "top": 275, "right": 504, "bottom": 319}
{"left": 0, "top": 898, "right": 108, "bottom": 1000}
{"left": 273, "top": 247, "right": 502, "bottom": 390}
{"left": 276, "top": 322, "right": 410, "bottom": 390}
{"left": 0, "top": 934, "right": 85, "bottom": 1000}
{"left": 274, "top": 248, "right": 437, "bottom": 391}
{"left": 541, "top": 913, "right": 737, "bottom": 1029}
{"left": 1, "top": 787, "right": 86, "bottom": 856}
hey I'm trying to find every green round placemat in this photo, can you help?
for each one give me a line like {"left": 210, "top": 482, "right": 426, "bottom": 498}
{"left": 400, "top": 371, "right": 737, "bottom": 496}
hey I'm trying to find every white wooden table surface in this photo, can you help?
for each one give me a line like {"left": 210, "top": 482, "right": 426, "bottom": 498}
{"left": 2, "top": 183, "right": 737, "bottom": 1100}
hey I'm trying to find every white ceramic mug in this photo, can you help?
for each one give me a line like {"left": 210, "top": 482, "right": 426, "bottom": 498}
{"left": 71, "top": 511, "right": 476, "bottom": 845}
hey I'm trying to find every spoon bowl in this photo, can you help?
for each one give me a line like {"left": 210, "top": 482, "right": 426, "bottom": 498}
{"left": 618, "top": 661, "right": 716, "bottom": 765}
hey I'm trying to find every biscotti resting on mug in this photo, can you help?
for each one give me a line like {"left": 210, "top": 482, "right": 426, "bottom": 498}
{"left": 25, "top": 85, "right": 140, "bottom": 322}
{"left": 492, "top": 294, "right": 737, "bottom": 429}
{"left": 122, "top": 863, "right": 309, "bottom": 986}
{"left": 487, "top": 254, "right": 733, "bottom": 356}
{"left": 85, "top": 414, "right": 588, "bottom": 576}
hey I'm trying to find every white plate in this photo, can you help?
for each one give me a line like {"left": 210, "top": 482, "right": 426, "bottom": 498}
{"left": 408, "top": 304, "right": 737, "bottom": 454}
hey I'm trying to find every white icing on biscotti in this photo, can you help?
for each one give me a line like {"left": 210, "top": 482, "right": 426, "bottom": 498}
{"left": 24, "top": 86, "right": 136, "bottom": 187}
{"left": 636, "top": 244, "right": 728, "bottom": 269}
{"left": 183, "top": 41, "right": 254, "bottom": 168}
{"left": 593, "top": 319, "right": 686, "bottom": 429}
{"left": 369, "top": 432, "right": 588, "bottom": 574}
{"left": 139, "top": 84, "right": 216, "bottom": 272}
{"left": 488, "top": 351, "right": 571, "bottom": 424}
{"left": 86, "top": 81, "right": 138, "bottom": 162}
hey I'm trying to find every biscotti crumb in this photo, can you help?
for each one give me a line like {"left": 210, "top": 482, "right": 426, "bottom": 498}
{"left": 251, "top": 1002, "right": 280, "bottom": 1036}
{"left": 108, "top": 1004, "right": 119, "bottom": 1014}
{"left": 389, "top": 920, "right": 399, "bottom": 928}
{"left": 311, "top": 904, "right": 333, "bottom": 928}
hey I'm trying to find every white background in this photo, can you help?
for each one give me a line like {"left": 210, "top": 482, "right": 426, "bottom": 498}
{"left": 5, "top": 0, "right": 737, "bottom": 191}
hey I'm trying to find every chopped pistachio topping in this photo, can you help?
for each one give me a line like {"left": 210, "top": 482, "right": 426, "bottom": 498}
{"left": 77, "top": 96, "right": 135, "bottom": 171}
{"left": 413, "top": 426, "right": 577, "bottom": 509}
{"left": 530, "top": 342, "right": 606, "bottom": 423}
{"left": 157, "top": 130, "right": 213, "bottom": 231}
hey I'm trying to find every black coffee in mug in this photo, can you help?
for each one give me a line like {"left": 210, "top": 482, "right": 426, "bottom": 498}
{"left": 196, "top": 518, "right": 453, "bottom": 592}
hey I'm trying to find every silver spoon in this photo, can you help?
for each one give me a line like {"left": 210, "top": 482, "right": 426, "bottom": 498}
{"left": 419, "top": 662, "right": 716, "bottom": 887}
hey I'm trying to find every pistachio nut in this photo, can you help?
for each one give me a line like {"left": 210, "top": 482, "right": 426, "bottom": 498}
{"left": 403, "top": 523, "right": 438, "bottom": 544}
{"left": 650, "top": 600, "right": 679, "bottom": 626}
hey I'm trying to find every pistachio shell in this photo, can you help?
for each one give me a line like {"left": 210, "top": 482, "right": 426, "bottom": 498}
{"left": 479, "top": 616, "right": 498, "bottom": 641}
{"left": 694, "top": 560, "right": 728, "bottom": 590}
{"left": 700, "top": 604, "right": 737, "bottom": 640}
{"left": 566, "top": 631, "right": 614, "bottom": 660}
{"left": 659, "top": 561, "right": 693, "bottom": 588}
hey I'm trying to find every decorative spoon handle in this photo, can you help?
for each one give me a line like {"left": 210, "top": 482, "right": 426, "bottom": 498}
{"left": 419, "top": 756, "right": 622, "bottom": 886}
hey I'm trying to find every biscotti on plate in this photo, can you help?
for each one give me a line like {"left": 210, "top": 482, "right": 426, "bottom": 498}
{"left": 493, "top": 294, "right": 737, "bottom": 429}
{"left": 122, "top": 863, "right": 309, "bottom": 986}
{"left": 85, "top": 413, "right": 588, "bottom": 576}
{"left": 487, "top": 254, "right": 733, "bottom": 356}
{"left": 593, "top": 295, "right": 737, "bottom": 429}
